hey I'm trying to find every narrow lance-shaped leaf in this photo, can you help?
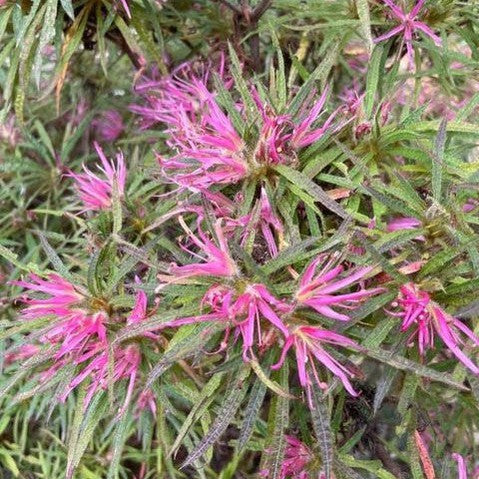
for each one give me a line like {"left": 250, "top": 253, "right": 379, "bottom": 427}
{"left": 356, "top": 0, "right": 373, "bottom": 53}
{"left": 169, "top": 372, "right": 224, "bottom": 457}
{"left": 364, "top": 45, "right": 382, "bottom": 118}
{"left": 310, "top": 384, "right": 334, "bottom": 479}
{"left": 274, "top": 164, "right": 349, "bottom": 219}
{"left": 237, "top": 375, "right": 268, "bottom": 452}
{"left": 432, "top": 118, "right": 447, "bottom": 203}
{"left": 364, "top": 348, "right": 468, "bottom": 391}
{"left": 107, "top": 411, "right": 133, "bottom": 479}
{"left": 145, "top": 323, "right": 223, "bottom": 390}
{"left": 180, "top": 367, "right": 250, "bottom": 469}
{"left": 260, "top": 363, "right": 290, "bottom": 479}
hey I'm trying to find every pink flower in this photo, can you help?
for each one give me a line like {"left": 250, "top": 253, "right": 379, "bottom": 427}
{"left": 391, "top": 282, "right": 479, "bottom": 374}
{"left": 52, "top": 311, "right": 107, "bottom": 361}
{"left": 463, "top": 199, "right": 479, "bottom": 213}
{"left": 93, "top": 110, "right": 124, "bottom": 142}
{"left": 133, "top": 66, "right": 246, "bottom": 192}
{"left": 133, "top": 63, "right": 338, "bottom": 192}
{"left": 137, "top": 389, "right": 157, "bottom": 416}
{"left": 386, "top": 216, "right": 425, "bottom": 241}
{"left": 167, "top": 217, "right": 238, "bottom": 279}
{"left": 12, "top": 274, "right": 84, "bottom": 319}
{"left": 452, "top": 453, "right": 468, "bottom": 479}
{"left": 10, "top": 274, "right": 156, "bottom": 410}
{"left": 280, "top": 436, "right": 316, "bottom": 479}
{"left": 5, "top": 344, "right": 40, "bottom": 365}
{"left": 70, "top": 143, "right": 126, "bottom": 211}
{"left": 339, "top": 83, "right": 364, "bottom": 117}
{"left": 257, "top": 188, "right": 284, "bottom": 257}
{"left": 272, "top": 325, "right": 361, "bottom": 403}
{"left": 63, "top": 343, "right": 141, "bottom": 411}
{"left": 12, "top": 274, "right": 108, "bottom": 387}
{"left": 296, "top": 254, "right": 384, "bottom": 321}
{"left": 290, "top": 87, "right": 338, "bottom": 149}
{"left": 160, "top": 283, "right": 290, "bottom": 360}
{"left": 375, "top": 0, "right": 442, "bottom": 65}
{"left": 128, "top": 289, "right": 158, "bottom": 340}
{"left": 261, "top": 435, "right": 322, "bottom": 479}
{"left": 386, "top": 216, "right": 422, "bottom": 232}
{"left": 252, "top": 86, "right": 338, "bottom": 162}
{"left": 0, "top": 115, "right": 20, "bottom": 147}
{"left": 240, "top": 187, "right": 284, "bottom": 259}
{"left": 229, "top": 284, "right": 290, "bottom": 359}
{"left": 117, "top": 0, "right": 131, "bottom": 17}
{"left": 128, "top": 290, "right": 148, "bottom": 324}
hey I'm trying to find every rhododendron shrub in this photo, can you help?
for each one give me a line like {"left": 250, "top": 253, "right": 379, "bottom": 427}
{"left": 0, "top": 0, "right": 479, "bottom": 478}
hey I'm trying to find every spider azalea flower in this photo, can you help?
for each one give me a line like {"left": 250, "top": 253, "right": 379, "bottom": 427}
{"left": 251, "top": 86, "right": 338, "bottom": 165}
{"left": 61, "top": 343, "right": 141, "bottom": 413}
{"left": 139, "top": 71, "right": 248, "bottom": 192}
{"left": 240, "top": 187, "right": 284, "bottom": 259}
{"left": 386, "top": 216, "right": 425, "bottom": 241}
{"left": 12, "top": 275, "right": 154, "bottom": 410}
{"left": 12, "top": 273, "right": 85, "bottom": 319}
{"left": 159, "top": 283, "right": 290, "bottom": 360}
{"left": 133, "top": 62, "right": 338, "bottom": 192}
{"left": 375, "top": 0, "right": 442, "bottom": 65}
{"left": 280, "top": 436, "right": 317, "bottom": 479}
{"left": 296, "top": 254, "right": 384, "bottom": 321}
{"left": 165, "top": 217, "right": 238, "bottom": 280}
{"left": 260, "top": 435, "right": 324, "bottom": 479}
{"left": 70, "top": 142, "right": 126, "bottom": 211}
{"left": 93, "top": 110, "right": 124, "bottom": 142}
{"left": 390, "top": 282, "right": 479, "bottom": 374}
{"left": 272, "top": 325, "right": 361, "bottom": 403}
{"left": 10, "top": 274, "right": 107, "bottom": 380}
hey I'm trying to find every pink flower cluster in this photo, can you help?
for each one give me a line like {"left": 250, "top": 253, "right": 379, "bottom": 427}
{"left": 10, "top": 275, "right": 152, "bottom": 412}
{"left": 132, "top": 63, "right": 338, "bottom": 193}
{"left": 261, "top": 435, "right": 323, "bottom": 479}
{"left": 69, "top": 142, "right": 126, "bottom": 212}
{"left": 160, "top": 230, "right": 382, "bottom": 400}
{"left": 375, "top": 0, "right": 441, "bottom": 65}
{"left": 390, "top": 282, "right": 479, "bottom": 374}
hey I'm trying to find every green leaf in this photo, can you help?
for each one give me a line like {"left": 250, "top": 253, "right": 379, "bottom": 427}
{"left": 169, "top": 372, "right": 224, "bottom": 457}
{"left": 144, "top": 323, "right": 220, "bottom": 390}
{"left": 112, "top": 176, "right": 122, "bottom": 235}
{"left": 364, "top": 348, "right": 468, "bottom": 391}
{"left": 373, "top": 366, "right": 398, "bottom": 414}
{"left": 60, "top": 0, "right": 75, "bottom": 19}
{"left": 250, "top": 359, "right": 295, "bottom": 399}
{"left": 410, "top": 120, "right": 479, "bottom": 135}
{"left": 274, "top": 164, "right": 349, "bottom": 218}
{"left": 364, "top": 45, "right": 382, "bottom": 118}
{"left": 67, "top": 394, "right": 109, "bottom": 479}
{"left": 397, "top": 374, "right": 419, "bottom": 417}
{"left": 432, "top": 118, "right": 447, "bottom": 203}
{"left": 237, "top": 376, "right": 268, "bottom": 452}
{"left": 339, "top": 455, "right": 396, "bottom": 479}
{"left": 33, "top": 0, "right": 58, "bottom": 87}
{"left": 356, "top": 0, "right": 373, "bottom": 53}
{"left": 36, "top": 231, "right": 73, "bottom": 280}
{"left": 107, "top": 412, "right": 132, "bottom": 479}
{"left": 260, "top": 364, "right": 289, "bottom": 479}
{"left": 310, "top": 385, "right": 334, "bottom": 479}
{"left": 269, "top": 26, "right": 287, "bottom": 110}
{"left": 180, "top": 368, "right": 250, "bottom": 469}
{"left": 0, "top": 7, "right": 13, "bottom": 44}
{"left": 227, "top": 43, "right": 258, "bottom": 118}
